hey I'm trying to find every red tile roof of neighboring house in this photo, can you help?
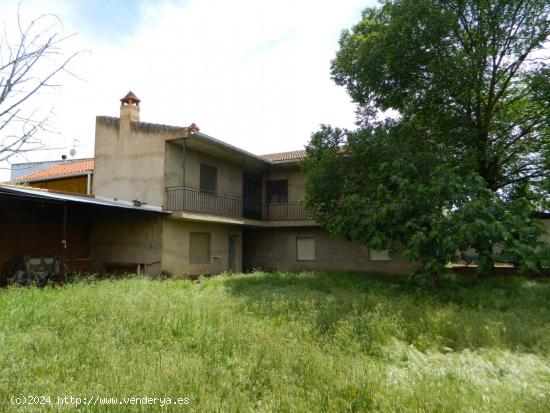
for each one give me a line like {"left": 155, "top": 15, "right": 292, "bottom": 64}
{"left": 18, "top": 159, "right": 94, "bottom": 181}
{"left": 260, "top": 150, "right": 306, "bottom": 162}
{"left": 15, "top": 148, "right": 306, "bottom": 183}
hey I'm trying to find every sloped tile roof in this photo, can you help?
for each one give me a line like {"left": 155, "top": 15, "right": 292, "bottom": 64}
{"left": 260, "top": 150, "right": 306, "bottom": 162}
{"left": 15, "top": 148, "right": 306, "bottom": 183}
{"left": 18, "top": 159, "right": 94, "bottom": 181}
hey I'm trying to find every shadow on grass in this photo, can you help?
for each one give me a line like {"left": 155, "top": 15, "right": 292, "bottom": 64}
{"left": 223, "top": 271, "right": 550, "bottom": 354}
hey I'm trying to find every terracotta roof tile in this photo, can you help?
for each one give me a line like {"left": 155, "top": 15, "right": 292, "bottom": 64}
{"left": 120, "top": 90, "right": 140, "bottom": 104}
{"left": 16, "top": 148, "right": 307, "bottom": 182}
{"left": 18, "top": 159, "right": 94, "bottom": 181}
{"left": 260, "top": 150, "right": 306, "bottom": 162}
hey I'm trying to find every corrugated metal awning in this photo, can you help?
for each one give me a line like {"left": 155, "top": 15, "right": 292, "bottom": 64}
{"left": 0, "top": 184, "right": 165, "bottom": 213}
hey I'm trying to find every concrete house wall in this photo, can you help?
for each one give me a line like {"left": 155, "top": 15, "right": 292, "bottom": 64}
{"left": 91, "top": 211, "right": 163, "bottom": 275}
{"left": 164, "top": 141, "right": 184, "bottom": 188}
{"left": 184, "top": 149, "right": 243, "bottom": 196}
{"left": 161, "top": 219, "right": 242, "bottom": 276}
{"left": 165, "top": 143, "right": 247, "bottom": 197}
{"left": 93, "top": 115, "right": 184, "bottom": 207}
{"left": 161, "top": 146, "right": 246, "bottom": 275}
{"left": 91, "top": 101, "right": 176, "bottom": 276}
{"left": 265, "top": 165, "right": 306, "bottom": 203}
{"left": 244, "top": 227, "right": 418, "bottom": 274}
{"left": 90, "top": 94, "right": 421, "bottom": 277}
{"left": 92, "top": 96, "right": 245, "bottom": 276}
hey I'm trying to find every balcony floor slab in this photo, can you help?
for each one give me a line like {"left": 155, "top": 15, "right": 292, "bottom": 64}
{"left": 168, "top": 211, "right": 318, "bottom": 227}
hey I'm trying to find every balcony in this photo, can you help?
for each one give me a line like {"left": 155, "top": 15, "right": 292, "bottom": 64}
{"left": 165, "top": 186, "right": 311, "bottom": 221}
{"left": 263, "top": 202, "right": 309, "bottom": 221}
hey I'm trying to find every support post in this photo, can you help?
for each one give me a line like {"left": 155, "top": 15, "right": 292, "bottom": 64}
{"left": 182, "top": 140, "right": 186, "bottom": 209}
{"left": 60, "top": 203, "right": 68, "bottom": 280}
{"left": 182, "top": 140, "right": 186, "bottom": 185}
{"left": 86, "top": 172, "right": 92, "bottom": 195}
{"left": 266, "top": 166, "right": 270, "bottom": 221}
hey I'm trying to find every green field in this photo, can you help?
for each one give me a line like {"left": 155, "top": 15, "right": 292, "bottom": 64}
{"left": 1, "top": 272, "right": 549, "bottom": 412}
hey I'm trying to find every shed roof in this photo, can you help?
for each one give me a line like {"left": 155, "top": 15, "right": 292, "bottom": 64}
{"left": 0, "top": 184, "right": 164, "bottom": 213}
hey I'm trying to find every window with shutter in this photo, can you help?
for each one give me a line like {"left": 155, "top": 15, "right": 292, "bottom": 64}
{"left": 266, "top": 180, "right": 288, "bottom": 203}
{"left": 200, "top": 164, "right": 217, "bottom": 193}
{"left": 296, "top": 237, "right": 315, "bottom": 261}
{"left": 189, "top": 232, "right": 211, "bottom": 264}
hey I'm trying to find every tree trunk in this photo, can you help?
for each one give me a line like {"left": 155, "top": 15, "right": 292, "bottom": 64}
{"left": 477, "top": 241, "right": 495, "bottom": 277}
{"left": 430, "top": 271, "right": 441, "bottom": 289}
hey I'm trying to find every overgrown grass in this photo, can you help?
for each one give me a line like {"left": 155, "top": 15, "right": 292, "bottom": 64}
{"left": 0, "top": 272, "right": 549, "bottom": 412}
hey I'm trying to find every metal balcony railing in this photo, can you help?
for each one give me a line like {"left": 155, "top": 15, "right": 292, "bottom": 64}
{"left": 263, "top": 202, "right": 310, "bottom": 221}
{"left": 165, "top": 186, "right": 242, "bottom": 218}
{"left": 165, "top": 186, "right": 311, "bottom": 221}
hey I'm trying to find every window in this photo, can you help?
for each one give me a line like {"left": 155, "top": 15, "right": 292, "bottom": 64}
{"left": 296, "top": 237, "right": 315, "bottom": 261}
{"left": 370, "top": 250, "right": 391, "bottom": 261}
{"left": 200, "top": 164, "right": 217, "bottom": 193}
{"left": 190, "top": 232, "right": 211, "bottom": 264}
{"left": 267, "top": 180, "right": 288, "bottom": 203}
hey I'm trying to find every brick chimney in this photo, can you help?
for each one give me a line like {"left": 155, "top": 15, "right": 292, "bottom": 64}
{"left": 119, "top": 91, "right": 140, "bottom": 137}
{"left": 120, "top": 90, "right": 140, "bottom": 123}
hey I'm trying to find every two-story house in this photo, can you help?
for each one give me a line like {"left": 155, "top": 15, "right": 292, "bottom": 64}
{"left": 89, "top": 92, "right": 417, "bottom": 276}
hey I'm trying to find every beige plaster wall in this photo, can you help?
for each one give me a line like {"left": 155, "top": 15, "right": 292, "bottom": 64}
{"left": 164, "top": 147, "right": 307, "bottom": 205}
{"left": 265, "top": 165, "right": 306, "bottom": 202}
{"left": 91, "top": 210, "right": 163, "bottom": 275}
{"left": 243, "top": 227, "right": 418, "bottom": 274}
{"left": 93, "top": 116, "right": 184, "bottom": 207}
{"left": 164, "top": 141, "right": 184, "bottom": 188}
{"left": 161, "top": 218, "right": 242, "bottom": 276}
{"left": 183, "top": 148, "right": 244, "bottom": 197}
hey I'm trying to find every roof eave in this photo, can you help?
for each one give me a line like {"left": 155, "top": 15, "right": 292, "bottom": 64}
{"left": 190, "top": 131, "right": 271, "bottom": 165}
{"left": 269, "top": 159, "right": 304, "bottom": 165}
{"left": 16, "top": 170, "right": 93, "bottom": 183}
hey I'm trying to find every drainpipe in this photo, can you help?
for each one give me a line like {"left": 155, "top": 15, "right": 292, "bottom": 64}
{"left": 181, "top": 140, "right": 186, "bottom": 187}
{"left": 181, "top": 140, "right": 186, "bottom": 210}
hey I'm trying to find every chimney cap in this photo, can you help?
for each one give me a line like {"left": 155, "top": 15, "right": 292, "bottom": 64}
{"left": 120, "top": 90, "right": 141, "bottom": 105}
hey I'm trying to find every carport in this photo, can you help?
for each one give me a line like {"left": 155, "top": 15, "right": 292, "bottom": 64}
{"left": 0, "top": 184, "right": 165, "bottom": 286}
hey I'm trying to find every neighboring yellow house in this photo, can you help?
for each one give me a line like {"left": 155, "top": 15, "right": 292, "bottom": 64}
{"left": 16, "top": 159, "right": 94, "bottom": 195}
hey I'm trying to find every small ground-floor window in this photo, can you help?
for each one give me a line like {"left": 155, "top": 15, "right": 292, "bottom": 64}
{"left": 190, "top": 232, "right": 211, "bottom": 264}
{"left": 370, "top": 249, "right": 391, "bottom": 261}
{"left": 296, "top": 237, "right": 315, "bottom": 261}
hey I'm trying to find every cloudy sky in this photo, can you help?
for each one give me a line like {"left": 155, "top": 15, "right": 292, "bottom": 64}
{"left": 0, "top": 0, "right": 373, "bottom": 180}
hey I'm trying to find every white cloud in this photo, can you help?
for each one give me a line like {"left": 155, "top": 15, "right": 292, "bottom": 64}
{"left": 0, "top": 0, "right": 370, "bottom": 180}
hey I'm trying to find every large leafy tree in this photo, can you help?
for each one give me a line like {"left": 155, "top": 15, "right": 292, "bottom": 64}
{"left": 303, "top": 0, "right": 550, "bottom": 279}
